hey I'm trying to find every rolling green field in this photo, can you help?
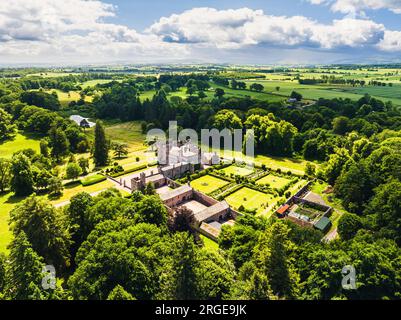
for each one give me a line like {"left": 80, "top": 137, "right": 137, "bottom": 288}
{"left": 225, "top": 187, "right": 272, "bottom": 215}
{"left": 80, "top": 79, "right": 119, "bottom": 89}
{"left": 244, "top": 78, "right": 401, "bottom": 106}
{"left": 0, "top": 133, "right": 41, "bottom": 158}
{"left": 190, "top": 175, "right": 230, "bottom": 194}
{"left": 256, "top": 174, "right": 292, "bottom": 189}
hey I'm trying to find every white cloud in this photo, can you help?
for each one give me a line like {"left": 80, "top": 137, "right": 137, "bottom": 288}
{"left": 307, "top": 0, "right": 401, "bottom": 15}
{"left": 0, "top": 1, "right": 400, "bottom": 64}
{"left": 378, "top": 30, "right": 401, "bottom": 50}
{"left": 148, "top": 7, "right": 386, "bottom": 50}
{"left": 0, "top": 0, "right": 188, "bottom": 64}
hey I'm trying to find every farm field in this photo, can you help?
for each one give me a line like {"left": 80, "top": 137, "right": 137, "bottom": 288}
{"left": 225, "top": 187, "right": 273, "bottom": 215}
{"left": 244, "top": 79, "right": 401, "bottom": 106}
{"left": 0, "top": 132, "right": 41, "bottom": 158}
{"left": 221, "top": 165, "right": 254, "bottom": 177}
{"left": 256, "top": 174, "right": 293, "bottom": 189}
{"left": 80, "top": 79, "right": 119, "bottom": 89}
{"left": 190, "top": 175, "right": 230, "bottom": 194}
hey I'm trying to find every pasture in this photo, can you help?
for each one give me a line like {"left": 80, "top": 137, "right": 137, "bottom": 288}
{"left": 190, "top": 175, "right": 230, "bottom": 194}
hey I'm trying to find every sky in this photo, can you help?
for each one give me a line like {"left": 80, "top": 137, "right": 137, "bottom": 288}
{"left": 1, "top": 0, "right": 401, "bottom": 66}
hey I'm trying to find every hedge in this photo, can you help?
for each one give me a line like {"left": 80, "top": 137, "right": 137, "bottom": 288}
{"left": 81, "top": 174, "right": 107, "bottom": 186}
{"left": 110, "top": 164, "right": 148, "bottom": 178}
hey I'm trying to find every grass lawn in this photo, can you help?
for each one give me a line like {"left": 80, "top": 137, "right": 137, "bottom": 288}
{"left": 201, "top": 234, "right": 219, "bottom": 251}
{"left": 190, "top": 175, "right": 230, "bottom": 194}
{"left": 201, "top": 145, "right": 310, "bottom": 175}
{"left": 87, "top": 121, "right": 146, "bottom": 152}
{"left": 0, "top": 132, "right": 41, "bottom": 158}
{"left": 221, "top": 165, "right": 254, "bottom": 177}
{"left": 49, "top": 179, "right": 116, "bottom": 206}
{"left": 225, "top": 187, "right": 272, "bottom": 215}
{"left": 0, "top": 192, "right": 28, "bottom": 253}
{"left": 256, "top": 174, "right": 293, "bottom": 189}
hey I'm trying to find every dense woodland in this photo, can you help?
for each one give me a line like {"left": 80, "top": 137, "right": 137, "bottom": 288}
{"left": 0, "top": 70, "right": 400, "bottom": 300}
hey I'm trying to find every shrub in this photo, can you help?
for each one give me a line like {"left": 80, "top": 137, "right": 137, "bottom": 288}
{"left": 81, "top": 174, "right": 106, "bottom": 186}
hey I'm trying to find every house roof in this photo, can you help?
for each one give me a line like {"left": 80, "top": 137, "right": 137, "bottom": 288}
{"left": 195, "top": 201, "right": 229, "bottom": 223}
{"left": 277, "top": 204, "right": 290, "bottom": 215}
{"left": 314, "top": 216, "right": 332, "bottom": 232}
{"left": 159, "top": 185, "right": 192, "bottom": 202}
{"left": 69, "top": 115, "right": 95, "bottom": 128}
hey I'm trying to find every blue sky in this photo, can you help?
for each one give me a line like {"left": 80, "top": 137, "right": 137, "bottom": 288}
{"left": 0, "top": 0, "right": 401, "bottom": 65}
{"left": 106, "top": 0, "right": 400, "bottom": 30}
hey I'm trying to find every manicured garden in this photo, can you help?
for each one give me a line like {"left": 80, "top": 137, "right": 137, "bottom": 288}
{"left": 224, "top": 187, "right": 273, "bottom": 215}
{"left": 190, "top": 175, "right": 230, "bottom": 194}
{"left": 220, "top": 165, "right": 254, "bottom": 177}
{"left": 256, "top": 174, "right": 293, "bottom": 189}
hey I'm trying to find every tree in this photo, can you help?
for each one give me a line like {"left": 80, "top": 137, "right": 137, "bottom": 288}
{"left": 133, "top": 196, "right": 168, "bottom": 226}
{"left": 0, "top": 158, "right": 11, "bottom": 193}
{"left": 48, "top": 176, "right": 63, "bottom": 197}
{"left": 78, "top": 157, "right": 89, "bottom": 175}
{"left": 66, "top": 162, "right": 82, "bottom": 181}
{"left": 40, "top": 139, "right": 49, "bottom": 157}
{"left": 113, "top": 142, "right": 128, "bottom": 159}
{"left": 250, "top": 83, "right": 264, "bottom": 92}
{"left": 10, "top": 153, "right": 34, "bottom": 196}
{"left": 93, "top": 120, "right": 109, "bottom": 167}
{"left": 305, "top": 162, "right": 316, "bottom": 177}
{"left": 33, "top": 168, "right": 53, "bottom": 191}
{"left": 254, "top": 221, "right": 300, "bottom": 299}
{"left": 332, "top": 116, "right": 350, "bottom": 135}
{"left": 365, "top": 180, "right": 401, "bottom": 244}
{"left": 212, "top": 110, "right": 242, "bottom": 132}
{"left": 335, "top": 161, "right": 373, "bottom": 213}
{"left": 161, "top": 232, "right": 198, "bottom": 300}
{"left": 107, "top": 285, "right": 136, "bottom": 300}
{"left": 0, "top": 108, "right": 16, "bottom": 141}
{"left": 67, "top": 192, "right": 94, "bottom": 250}
{"left": 4, "top": 232, "right": 46, "bottom": 300}
{"left": 9, "top": 195, "right": 71, "bottom": 270}
{"left": 49, "top": 126, "right": 70, "bottom": 161}
{"left": 168, "top": 206, "right": 195, "bottom": 233}
{"left": 338, "top": 213, "right": 364, "bottom": 240}
{"left": 20, "top": 91, "right": 61, "bottom": 111}
{"left": 290, "top": 91, "right": 302, "bottom": 101}
{"left": 0, "top": 253, "right": 6, "bottom": 293}
{"left": 214, "top": 88, "right": 225, "bottom": 98}
{"left": 69, "top": 223, "right": 164, "bottom": 300}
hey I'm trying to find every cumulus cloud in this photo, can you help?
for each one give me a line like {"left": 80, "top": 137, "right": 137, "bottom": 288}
{"left": 148, "top": 7, "right": 386, "bottom": 50}
{"left": 307, "top": 0, "right": 401, "bottom": 15}
{"left": 0, "top": 1, "right": 400, "bottom": 64}
{"left": 0, "top": 0, "right": 188, "bottom": 63}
